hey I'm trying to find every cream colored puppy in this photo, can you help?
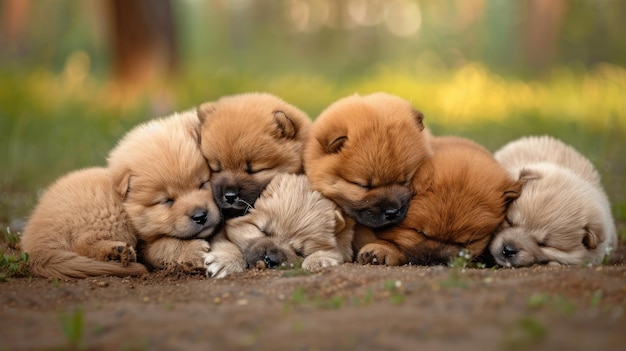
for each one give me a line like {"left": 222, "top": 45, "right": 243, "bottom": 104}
{"left": 491, "top": 135, "right": 617, "bottom": 267}
{"left": 20, "top": 167, "right": 148, "bottom": 279}
{"left": 220, "top": 173, "right": 354, "bottom": 273}
{"left": 108, "top": 110, "right": 239, "bottom": 272}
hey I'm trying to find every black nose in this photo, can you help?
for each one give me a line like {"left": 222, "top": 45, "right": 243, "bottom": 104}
{"left": 191, "top": 210, "right": 208, "bottom": 225}
{"left": 223, "top": 190, "right": 238, "bottom": 204}
{"left": 384, "top": 207, "right": 400, "bottom": 220}
{"left": 263, "top": 254, "right": 281, "bottom": 269}
{"left": 502, "top": 244, "right": 518, "bottom": 258}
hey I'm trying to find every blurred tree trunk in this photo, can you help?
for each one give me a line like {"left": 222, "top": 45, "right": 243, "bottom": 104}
{"left": 522, "top": 0, "right": 567, "bottom": 71}
{"left": 107, "top": 0, "right": 178, "bottom": 88}
{"left": 0, "top": 0, "right": 30, "bottom": 59}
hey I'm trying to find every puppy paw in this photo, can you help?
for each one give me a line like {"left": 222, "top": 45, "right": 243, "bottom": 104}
{"left": 357, "top": 243, "right": 406, "bottom": 266}
{"left": 105, "top": 242, "right": 137, "bottom": 266}
{"left": 204, "top": 251, "right": 245, "bottom": 278}
{"left": 118, "top": 244, "right": 138, "bottom": 266}
{"left": 302, "top": 255, "right": 340, "bottom": 272}
{"left": 177, "top": 239, "right": 211, "bottom": 272}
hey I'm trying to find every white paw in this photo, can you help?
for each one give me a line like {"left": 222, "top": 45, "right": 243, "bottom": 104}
{"left": 203, "top": 252, "right": 245, "bottom": 278}
{"left": 302, "top": 256, "right": 340, "bottom": 272}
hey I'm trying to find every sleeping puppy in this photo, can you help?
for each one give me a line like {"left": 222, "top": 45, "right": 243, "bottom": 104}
{"left": 357, "top": 136, "right": 523, "bottom": 266}
{"left": 304, "top": 93, "right": 431, "bottom": 230}
{"left": 490, "top": 135, "right": 617, "bottom": 267}
{"left": 197, "top": 93, "right": 312, "bottom": 219}
{"left": 19, "top": 167, "right": 148, "bottom": 279}
{"left": 221, "top": 173, "right": 354, "bottom": 273}
{"left": 107, "top": 110, "right": 227, "bottom": 271}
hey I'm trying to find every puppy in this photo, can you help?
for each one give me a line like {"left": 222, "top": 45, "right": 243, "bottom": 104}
{"left": 107, "top": 110, "right": 223, "bottom": 271}
{"left": 357, "top": 136, "right": 523, "bottom": 266}
{"left": 19, "top": 167, "right": 148, "bottom": 279}
{"left": 197, "top": 93, "right": 312, "bottom": 219}
{"left": 304, "top": 92, "right": 431, "bottom": 230}
{"left": 490, "top": 135, "right": 617, "bottom": 267}
{"left": 223, "top": 173, "right": 354, "bottom": 272}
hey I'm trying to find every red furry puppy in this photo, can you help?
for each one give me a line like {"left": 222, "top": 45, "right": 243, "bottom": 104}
{"left": 358, "top": 136, "right": 522, "bottom": 266}
{"left": 305, "top": 93, "right": 431, "bottom": 230}
{"left": 198, "top": 93, "right": 312, "bottom": 219}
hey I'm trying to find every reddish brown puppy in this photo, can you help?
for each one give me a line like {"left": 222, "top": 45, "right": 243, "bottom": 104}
{"left": 357, "top": 136, "right": 522, "bottom": 266}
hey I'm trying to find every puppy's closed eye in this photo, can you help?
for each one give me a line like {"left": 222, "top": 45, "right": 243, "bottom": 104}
{"left": 254, "top": 224, "right": 269, "bottom": 236}
{"left": 153, "top": 197, "right": 174, "bottom": 207}
{"left": 348, "top": 179, "right": 371, "bottom": 190}
{"left": 245, "top": 162, "right": 270, "bottom": 175}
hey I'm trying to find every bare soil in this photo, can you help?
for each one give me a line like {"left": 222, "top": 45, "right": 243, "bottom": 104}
{"left": 1, "top": 243, "right": 625, "bottom": 351}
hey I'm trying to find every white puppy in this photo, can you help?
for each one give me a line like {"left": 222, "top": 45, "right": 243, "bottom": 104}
{"left": 215, "top": 173, "right": 354, "bottom": 273}
{"left": 490, "top": 135, "right": 617, "bottom": 267}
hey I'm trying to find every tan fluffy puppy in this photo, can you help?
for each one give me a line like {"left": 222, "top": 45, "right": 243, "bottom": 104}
{"left": 20, "top": 167, "right": 148, "bottom": 279}
{"left": 491, "top": 135, "right": 617, "bottom": 267}
{"left": 223, "top": 173, "right": 354, "bottom": 272}
{"left": 304, "top": 92, "right": 431, "bottom": 230}
{"left": 107, "top": 110, "right": 223, "bottom": 271}
{"left": 358, "top": 136, "right": 523, "bottom": 266}
{"left": 197, "top": 93, "right": 312, "bottom": 219}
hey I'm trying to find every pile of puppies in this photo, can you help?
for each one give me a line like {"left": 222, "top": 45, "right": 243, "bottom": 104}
{"left": 19, "top": 92, "right": 618, "bottom": 279}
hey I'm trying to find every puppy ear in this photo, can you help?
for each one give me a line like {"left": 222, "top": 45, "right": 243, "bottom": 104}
{"left": 271, "top": 110, "right": 298, "bottom": 139}
{"left": 582, "top": 224, "right": 603, "bottom": 250}
{"left": 197, "top": 102, "right": 215, "bottom": 125}
{"left": 503, "top": 180, "right": 524, "bottom": 206}
{"left": 334, "top": 210, "right": 346, "bottom": 233}
{"left": 519, "top": 168, "right": 541, "bottom": 182}
{"left": 188, "top": 126, "right": 201, "bottom": 145}
{"left": 413, "top": 109, "right": 425, "bottom": 131}
{"left": 111, "top": 169, "right": 132, "bottom": 200}
{"left": 411, "top": 161, "right": 434, "bottom": 195}
{"left": 326, "top": 136, "right": 347, "bottom": 153}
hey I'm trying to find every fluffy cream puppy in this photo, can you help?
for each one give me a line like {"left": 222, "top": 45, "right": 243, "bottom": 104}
{"left": 491, "top": 135, "right": 617, "bottom": 267}
{"left": 20, "top": 167, "right": 148, "bottom": 279}
{"left": 220, "top": 173, "right": 354, "bottom": 273}
{"left": 107, "top": 110, "right": 238, "bottom": 272}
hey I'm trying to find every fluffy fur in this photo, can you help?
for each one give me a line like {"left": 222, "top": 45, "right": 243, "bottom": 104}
{"left": 358, "top": 136, "right": 522, "bottom": 266}
{"left": 490, "top": 135, "right": 617, "bottom": 267}
{"left": 107, "top": 110, "right": 224, "bottom": 271}
{"left": 20, "top": 167, "right": 148, "bottom": 279}
{"left": 198, "top": 93, "right": 312, "bottom": 219}
{"left": 304, "top": 93, "right": 431, "bottom": 229}
{"left": 222, "top": 173, "right": 354, "bottom": 272}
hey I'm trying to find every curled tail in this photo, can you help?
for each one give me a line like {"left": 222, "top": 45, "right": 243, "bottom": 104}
{"left": 28, "top": 250, "right": 148, "bottom": 279}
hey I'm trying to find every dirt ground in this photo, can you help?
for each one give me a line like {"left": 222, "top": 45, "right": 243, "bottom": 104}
{"left": 1, "top": 241, "right": 625, "bottom": 351}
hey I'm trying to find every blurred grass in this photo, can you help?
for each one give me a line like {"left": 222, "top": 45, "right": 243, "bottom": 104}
{"left": 1, "top": 61, "right": 624, "bottom": 241}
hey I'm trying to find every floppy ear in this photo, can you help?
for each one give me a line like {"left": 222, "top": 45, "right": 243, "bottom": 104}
{"left": 582, "top": 223, "right": 604, "bottom": 250}
{"left": 197, "top": 102, "right": 215, "bottom": 125}
{"left": 326, "top": 136, "right": 347, "bottom": 153}
{"left": 519, "top": 168, "right": 541, "bottom": 182}
{"left": 111, "top": 169, "right": 132, "bottom": 200}
{"left": 410, "top": 161, "right": 433, "bottom": 195}
{"left": 413, "top": 109, "right": 425, "bottom": 131}
{"left": 334, "top": 210, "right": 346, "bottom": 233}
{"left": 503, "top": 180, "right": 524, "bottom": 206}
{"left": 192, "top": 129, "right": 201, "bottom": 145}
{"left": 270, "top": 110, "right": 300, "bottom": 139}
{"left": 316, "top": 128, "right": 348, "bottom": 154}
{"left": 188, "top": 126, "right": 201, "bottom": 145}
